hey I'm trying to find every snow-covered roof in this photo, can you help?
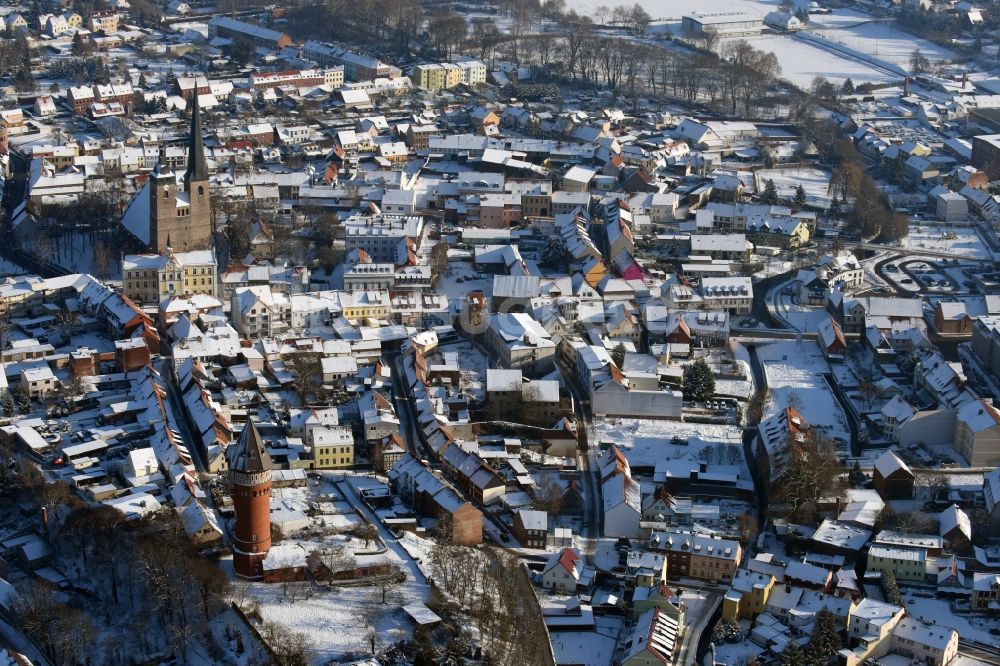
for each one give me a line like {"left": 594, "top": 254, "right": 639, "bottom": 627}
{"left": 939, "top": 504, "right": 972, "bottom": 541}
{"left": 873, "top": 449, "right": 912, "bottom": 479}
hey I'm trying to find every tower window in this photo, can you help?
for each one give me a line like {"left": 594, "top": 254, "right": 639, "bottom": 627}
{"left": 198, "top": 185, "right": 204, "bottom": 196}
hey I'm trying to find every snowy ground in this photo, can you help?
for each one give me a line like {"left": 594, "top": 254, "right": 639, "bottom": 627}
{"left": 757, "top": 340, "right": 850, "bottom": 443}
{"left": 712, "top": 623, "right": 762, "bottom": 666}
{"left": 591, "top": 418, "right": 748, "bottom": 475}
{"left": 436, "top": 340, "right": 489, "bottom": 401}
{"left": 566, "top": 0, "right": 805, "bottom": 21}
{"left": 245, "top": 474, "right": 431, "bottom": 663}
{"left": 899, "top": 226, "right": 991, "bottom": 260}
{"left": 770, "top": 281, "right": 830, "bottom": 333}
{"left": 903, "top": 595, "right": 1000, "bottom": 645}
{"left": 814, "top": 21, "right": 954, "bottom": 69}
{"left": 719, "top": 33, "right": 900, "bottom": 87}
{"left": 756, "top": 167, "right": 833, "bottom": 210}
{"left": 548, "top": 616, "right": 623, "bottom": 666}
{"left": 436, "top": 256, "right": 493, "bottom": 306}
{"left": 0, "top": 257, "right": 28, "bottom": 277}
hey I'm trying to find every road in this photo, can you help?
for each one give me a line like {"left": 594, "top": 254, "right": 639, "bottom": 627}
{"left": 823, "top": 371, "right": 863, "bottom": 457}
{"left": 388, "top": 353, "right": 427, "bottom": 460}
{"left": 333, "top": 476, "right": 430, "bottom": 589}
{"left": 741, "top": 343, "right": 768, "bottom": 526}
{"left": 958, "top": 639, "right": 1000, "bottom": 665}
{"left": 388, "top": 349, "right": 515, "bottom": 545}
{"left": 555, "top": 355, "right": 602, "bottom": 562}
{"left": 157, "top": 357, "right": 211, "bottom": 475}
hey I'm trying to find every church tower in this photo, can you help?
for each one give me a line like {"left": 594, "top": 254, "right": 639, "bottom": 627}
{"left": 227, "top": 419, "right": 272, "bottom": 579}
{"left": 147, "top": 95, "right": 213, "bottom": 253}
{"left": 182, "top": 94, "right": 212, "bottom": 241}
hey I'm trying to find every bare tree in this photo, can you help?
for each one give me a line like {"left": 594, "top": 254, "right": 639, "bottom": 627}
{"left": 534, "top": 476, "right": 565, "bottom": 516}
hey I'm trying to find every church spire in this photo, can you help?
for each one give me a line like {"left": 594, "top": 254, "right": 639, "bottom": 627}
{"left": 184, "top": 93, "right": 208, "bottom": 185}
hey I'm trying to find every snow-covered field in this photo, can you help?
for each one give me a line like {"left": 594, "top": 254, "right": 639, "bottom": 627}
{"left": 814, "top": 21, "right": 954, "bottom": 68}
{"left": 565, "top": 0, "right": 930, "bottom": 85}
{"left": 591, "top": 417, "right": 747, "bottom": 474}
{"left": 565, "top": 0, "right": 797, "bottom": 21}
{"left": 756, "top": 167, "right": 833, "bottom": 210}
{"left": 900, "top": 226, "right": 991, "bottom": 260}
{"left": 724, "top": 33, "right": 899, "bottom": 87}
{"left": 246, "top": 476, "right": 432, "bottom": 663}
{"left": 251, "top": 569, "right": 428, "bottom": 661}
{"left": 757, "top": 341, "right": 850, "bottom": 443}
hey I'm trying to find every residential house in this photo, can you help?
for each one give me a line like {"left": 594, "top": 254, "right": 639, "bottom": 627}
{"left": 954, "top": 399, "right": 1000, "bottom": 466}
{"left": 513, "top": 509, "right": 547, "bottom": 549}
{"left": 540, "top": 548, "right": 592, "bottom": 593}
{"left": 621, "top": 608, "right": 680, "bottom": 666}
{"left": 872, "top": 450, "right": 914, "bottom": 500}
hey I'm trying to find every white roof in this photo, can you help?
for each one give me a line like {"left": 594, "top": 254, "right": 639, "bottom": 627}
{"left": 873, "top": 449, "right": 912, "bottom": 479}
{"left": 939, "top": 504, "right": 972, "bottom": 541}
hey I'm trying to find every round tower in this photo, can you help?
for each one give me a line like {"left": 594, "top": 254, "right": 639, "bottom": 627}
{"left": 227, "top": 419, "right": 272, "bottom": 579}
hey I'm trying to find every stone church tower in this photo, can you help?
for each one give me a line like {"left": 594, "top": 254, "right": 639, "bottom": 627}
{"left": 227, "top": 419, "right": 272, "bottom": 579}
{"left": 149, "top": 95, "right": 212, "bottom": 253}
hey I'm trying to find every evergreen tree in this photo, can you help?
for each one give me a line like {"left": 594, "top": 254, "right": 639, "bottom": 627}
{"left": 781, "top": 639, "right": 807, "bottom": 666}
{"left": 682, "top": 358, "right": 716, "bottom": 402}
{"left": 138, "top": 72, "right": 147, "bottom": 88}
{"left": 12, "top": 63, "right": 34, "bottom": 92}
{"left": 762, "top": 179, "right": 778, "bottom": 204}
{"left": 541, "top": 233, "right": 566, "bottom": 266}
{"left": 806, "top": 609, "right": 842, "bottom": 664}
{"left": 794, "top": 183, "right": 807, "bottom": 208}
{"left": 841, "top": 78, "right": 855, "bottom": 95}
{"left": 610, "top": 343, "right": 626, "bottom": 369}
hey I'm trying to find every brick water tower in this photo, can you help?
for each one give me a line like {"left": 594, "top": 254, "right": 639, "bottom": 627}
{"left": 227, "top": 419, "right": 273, "bottom": 579}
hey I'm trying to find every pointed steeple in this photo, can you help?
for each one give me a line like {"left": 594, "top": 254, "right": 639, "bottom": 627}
{"left": 184, "top": 93, "right": 208, "bottom": 185}
{"left": 227, "top": 419, "right": 272, "bottom": 473}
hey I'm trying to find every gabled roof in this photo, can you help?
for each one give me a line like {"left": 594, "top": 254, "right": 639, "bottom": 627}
{"left": 873, "top": 450, "right": 913, "bottom": 480}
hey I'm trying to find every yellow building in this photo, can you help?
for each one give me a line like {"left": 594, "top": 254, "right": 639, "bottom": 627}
{"left": 583, "top": 258, "right": 608, "bottom": 288}
{"left": 745, "top": 217, "right": 810, "bottom": 250}
{"left": 442, "top": 62, "right": 462, "bottom": 89}
{"left": 323, "top": 67, "right": 345, "bottom": 89}
{"left": 340, "top": 290, "right": 390, "bottom": 321}
{"left": 122, "top": 249, "right": 218, "bottom": 306}
{"left": 311, "top": 426, "right": 355, "bottom": 469}
{"left": 415, "top": 64, "right": 446, "bottom": 91}
{"left": 722, "top": 570, "right": 775, "bottom": 621}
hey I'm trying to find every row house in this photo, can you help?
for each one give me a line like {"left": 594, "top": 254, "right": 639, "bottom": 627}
{"left": 388, "top": 453, "right": 483, "bottom": 545}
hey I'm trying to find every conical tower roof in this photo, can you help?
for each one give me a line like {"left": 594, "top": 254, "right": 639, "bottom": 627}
{"left": 184, "top": 94, "right": 208, "bottom": 184}
{"left": 227, "top": 419, "right": 272, "bottom": 473}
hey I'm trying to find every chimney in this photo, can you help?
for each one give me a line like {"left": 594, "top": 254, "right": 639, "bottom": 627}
{"left": 41, "top": 506, "right": 49, "bottom": 537}
{"left": 904, "top": 77, "right": 910, "bottom": 96}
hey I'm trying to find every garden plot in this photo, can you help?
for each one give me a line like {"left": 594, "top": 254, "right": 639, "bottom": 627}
{"left": 757, "top": 340, "right": 850, "bottom": 443}
{"left": 591, "top": 417, "right": 747, "bottom": 475}
{"left": 756, "top": 167, "right": 833, "bottom": 210}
